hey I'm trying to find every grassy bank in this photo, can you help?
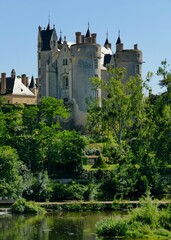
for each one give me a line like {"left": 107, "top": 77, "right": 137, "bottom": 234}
{"left": 96, "top": 196, "right": 171, "bottom": 239}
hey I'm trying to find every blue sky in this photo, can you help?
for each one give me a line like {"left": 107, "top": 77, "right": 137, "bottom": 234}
{"left": 0, "top": 0, "right": 171, "bottom": 94}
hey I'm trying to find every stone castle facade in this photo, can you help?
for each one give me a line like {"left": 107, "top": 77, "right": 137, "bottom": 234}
{"left": 38, "top": 23, "right": 143, "bottom": 128}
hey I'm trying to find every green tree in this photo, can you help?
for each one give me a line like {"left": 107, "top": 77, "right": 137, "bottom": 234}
{"left": 87, "top": 68, "right": 144, "bottom": 144}
{"left": 0, "top": 146, "right": 23, "bottom": 198}
{"left": 39, "top": 96, "right": 69, "bottom": 127}
{"left": 157, "top": 59, "right": 171, "bottom": 92}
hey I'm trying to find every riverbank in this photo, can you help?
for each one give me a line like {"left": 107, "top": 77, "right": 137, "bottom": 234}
{"left": 1, "top": 200, "right": 171, "bottom": 213}
{"left": 38, "top": 199, "right": 171, "bottom": 212}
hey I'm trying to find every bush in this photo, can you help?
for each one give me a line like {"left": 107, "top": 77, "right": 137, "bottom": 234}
{"left": 51, "top": 181, "right": 86, "bottom": 201}
{"left": 96, "top": 196, "right": 171, "bottom": 239}
{"left": 159, "top": 205, "right": 171, "bottom": 230}
{"left": 92, "top": 154, "right": 107, "bottom": 169}
{"left": 11, "top": 198, "right": 45, "bottom": 214}
{"left": 96, "top": 216, "right": 129, "bottom": 236}
{"left": 130, "top": 196, "right": 159, "bottom": 227}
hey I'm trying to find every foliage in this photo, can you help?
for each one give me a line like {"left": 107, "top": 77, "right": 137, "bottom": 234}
{"left": 87, "top": 68, "right": 144, "bottom": 144}
{"left": 96, "top": 196, "right": 171, "bottom": 239}
{"left": 0, "top": 145, "right": 23, "bottom": 198}
{"left": 96, "top": 216, "right": 129, "bottom": 237}
{"left": 51, "top": 181, "right": 87, "bottom": 201}
{"left": 28, "top": 171, "right": 53, "bottom": 201}
{"left": 92, "top": 154, "right": 108, "bottom": 169}
{"left": 39, "top": 96, "right": 69, "bottom": 127}
{"left": 11, "top": 198, "right": 45, "bottom": 214}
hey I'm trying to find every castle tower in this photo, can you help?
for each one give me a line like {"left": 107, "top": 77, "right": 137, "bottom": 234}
{"left": 37, "top": 23, "right": 58, "bottom": 100}
{"left": 114, "top": 33, "right": 142, "bottom": 83}
{"left": 70, "top": 26, "right": 101, "bottom": 127}
{"left": 104, "top": 32, "right": 111, "bottom": 49}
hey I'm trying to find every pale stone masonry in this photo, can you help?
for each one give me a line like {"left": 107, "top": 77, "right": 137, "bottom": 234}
{"left": 37, "top": 23, "right": 143, "bottom": 128}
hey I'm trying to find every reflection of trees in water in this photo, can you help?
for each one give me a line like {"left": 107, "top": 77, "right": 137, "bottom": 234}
{"left": 0, "top": 213, "right": 84, "bottom": 240}
{"left": 0, "top": 212, "right": 118, "bottom": 240}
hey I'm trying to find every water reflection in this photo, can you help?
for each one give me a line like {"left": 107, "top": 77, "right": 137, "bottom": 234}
{"left": 0, "top": 211, "right": 124, "bottom": 240}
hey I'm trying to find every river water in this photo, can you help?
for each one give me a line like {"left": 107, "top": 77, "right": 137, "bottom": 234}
{"left": 0, "top": 211, "right": 124, "bottom": 240}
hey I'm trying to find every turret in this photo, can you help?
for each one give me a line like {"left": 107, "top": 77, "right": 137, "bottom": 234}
{"left": 116, "top": 31, "right": 123, "bottom": 51}
{"left": 104, "top": 32, "right": 111, "bottom": 49}
{"left": 11, "top": 69, "right": 16, "bottom": 79}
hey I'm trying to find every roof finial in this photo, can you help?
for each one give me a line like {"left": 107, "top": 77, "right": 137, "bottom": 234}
{"left": 48, "top": 11, "right": 50, "bottom": 26}
{"left": 116, "top": 29, "right": 121, "bottom": 44}
{"left": 47, "top": 12, "right": 50, "bottom": 30}
{"left": 86, "top": 22, "right": 90, "bottom": 37}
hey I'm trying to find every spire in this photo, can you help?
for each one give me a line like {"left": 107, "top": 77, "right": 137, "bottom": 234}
{"left": 104, "top": 31, "right": 109, "bottom": 45}
{"left": 85, "top": 22, "right": 90, "bottom": 37}
{"left": 116, "top": 30, "right": 121, "bottom": 44}
{"left": 11, "top": 69, "right": 16, "bottom": 79}
{"left": 29, "top": 76, "right": 35, "bottom": 89}
{"left": 47, "top": 23, "right": 50, "bottom": 31}
{"left": 46, "top": 14, "right": 50, "bottom": 30}
{"left": 58, "top": 30, "right": 62, "bottom": 44}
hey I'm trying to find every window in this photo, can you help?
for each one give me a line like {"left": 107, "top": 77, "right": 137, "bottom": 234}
{"left": 94, "top": 59, "right": 98, "bottom": 69}
{"left": 63, "top": 76, "right": 69, "bottom": 89}
{"left": 63, "top": 58, "right": 68, "bottom": 65}
{"left": 135, "top": 64, "right": 140, "bottom": 74}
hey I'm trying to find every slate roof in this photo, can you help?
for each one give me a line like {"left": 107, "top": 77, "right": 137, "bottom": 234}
{"left": 40, "top": 25, "right": 54, "bottom": 51}
{"left": 116, "top": 36, "right": 121, "bottom": 44}
{"left": 85, "top": 26, "right": 90, "bottom": 38}
{"left": 104, "top": 54, "right": 112, "bottom": 66}
{"left": 29, "top": 76, "right": 35, "bottom": 88}
{"left": 5, "top": 76, "right": 34, "bottom": 96}
{"left": 100, "top": 46, "right": 112, "bottom": 67}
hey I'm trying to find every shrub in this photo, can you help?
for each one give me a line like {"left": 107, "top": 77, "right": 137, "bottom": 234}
{"left": 96, "top": 216, "right": 129, "bottom": 236}
{"left": 51, "top": 182, "right": 86, "bottom": 201}
{"left": 92, "top": 154, "right": 107, "bottom": 169}
{"left": 96, "top": 196, "right": 171, "bottom": 239}
{"left": 159, "top": 205, "right": 171, "bottom": 230}
{"left": 130, "top": 196, "right": 159, "bottom": 227}
{"left": 11, "top": 198, "right": 45, "bottom": 214}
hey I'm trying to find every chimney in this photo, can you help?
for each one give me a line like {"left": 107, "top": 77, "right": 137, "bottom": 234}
{"left": 76, "top": 32, "right": 81, "bottom": 44}
{"left": 22, "top": 74, "right": 27, "bottom": 86}
{"left": 134, "top": 44, "right": 138, "bottom": 50}
{"left": 81, "top": 35, "right": 84, "bottom": 43}
{"left": 92, "top": 33, "right": 97, "bottom": 44}
{"left": 26, "top": 77, "right": 29, "bottom": 87}
{"left": 1, "top": 73, "right": 6, "bottom": 94}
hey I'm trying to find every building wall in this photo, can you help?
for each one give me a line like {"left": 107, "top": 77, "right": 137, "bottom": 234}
{"left": 3, "top": 94, "right": 37, "bottom": 105}
{"left": 71, "top": 43, "right": 101, "bottom": 126}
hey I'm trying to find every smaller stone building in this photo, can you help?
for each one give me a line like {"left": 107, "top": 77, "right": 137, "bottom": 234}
{"left": 0, "top": 69, "right": 38, "bottom": 105}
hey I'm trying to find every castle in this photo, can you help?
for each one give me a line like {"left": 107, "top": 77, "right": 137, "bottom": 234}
{"left": 38, "top": 23, "right": 142, "bottom": 128}
{"left": 0, "top": 22, "right": 142, "bottom": 128}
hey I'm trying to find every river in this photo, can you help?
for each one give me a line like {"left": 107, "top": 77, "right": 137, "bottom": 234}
{"left": 0, "top": 211, "right": 125, "bottom": 240}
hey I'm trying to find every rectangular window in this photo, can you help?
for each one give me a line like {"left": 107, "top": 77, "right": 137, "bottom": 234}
{"left": 63, "top": 77, "right": 69, "bottom": 89}
{"left": 63, "top": 59, "right": 68, "bottom": 65}
{"left": 94, "top": 59, "right": 98, "bottom": 69}
{"left": 135, "top": 64, "right": 140, "bottom": 74}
